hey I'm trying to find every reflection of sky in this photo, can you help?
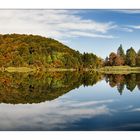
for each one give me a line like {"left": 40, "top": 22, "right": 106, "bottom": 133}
{"left": 0, "top": 80, "right": 140, "bottom": 130}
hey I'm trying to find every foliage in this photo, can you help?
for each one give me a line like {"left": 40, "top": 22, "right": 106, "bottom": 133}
{"left": 0, "top": 34, "right": 139, "bottom": 69}
{"left": 82, "top": 52, "right": 103, "bottom": 68}
{"left": 105, "top": 45, "right": 139, "bottom": 67}
{"left": 126, "top": 47, "right": 136, "bottom": 67}
{"left": 109, "top": 52, "right": 124, "bottom": 66}
{"left": 136, "top": 50, "right": 140, "bottom": 66}
{"left": 117, "top": 44, "right": 126, "bottom": 62}
{"left": 0, "top": 34, "right": 103, "bottom": 69}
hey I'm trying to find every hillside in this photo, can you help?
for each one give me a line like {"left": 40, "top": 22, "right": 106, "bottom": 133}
{"left": 0, "top": 34, "right": 83, "bottom": 69}
{"left": 0, "top": 34, "right": 103, "bottom": 70}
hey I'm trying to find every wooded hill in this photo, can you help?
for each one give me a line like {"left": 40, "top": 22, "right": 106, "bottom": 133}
{"left": 0, "top": 34, "right": 103, "bottom": 69}
{"left": 0, "top": 34, "right": 139, "bottom": 70}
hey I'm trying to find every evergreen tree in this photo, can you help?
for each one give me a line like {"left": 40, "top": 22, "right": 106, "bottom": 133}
{"left": 105, "top": 56, "right": 109, "bottom": 66}
{"left": 136, "top": 50, "right": 140, "bottom": 66}
{"left": 117, "top": 44, "right": 126, "bottom": 64}
{"left": 126, "top": 47, "right": 136, "bottom": 66}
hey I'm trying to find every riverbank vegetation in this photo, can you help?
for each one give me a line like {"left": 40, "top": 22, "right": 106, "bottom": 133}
{"left": 105, "top": 44, "right": 140, "bottom": 67}
{"left": 98, "top": 66, "right": 140, "bottom": 74}
{"left": 0, "top": 34, "right": 139, "bottom": 73}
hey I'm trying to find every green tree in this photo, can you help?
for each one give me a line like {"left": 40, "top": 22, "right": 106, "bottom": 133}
{"left": 82, "top": 52, "right": 103, "bottom": 68}
{"left": 105, "top": 56, "right": 109, "bottom": 66}
{"left": 117, "top": 44, "right": 126, "bottom": 64}
{"left": 126, "top": 47, "right": 136, "bottom": 66}
{"left": 136, "top": 50, "right": 140, "bottom": 66}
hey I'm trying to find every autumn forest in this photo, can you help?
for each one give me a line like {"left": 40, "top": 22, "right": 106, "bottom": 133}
{"left": 0, "top": 34, "right": 139, "bottom": 72}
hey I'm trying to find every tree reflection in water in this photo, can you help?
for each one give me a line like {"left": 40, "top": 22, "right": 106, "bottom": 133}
{"left": 0, "top": 71, "right": 139, "bottom": 104}
{"left": 105, "top": 73, "right": 140, "bottom": 94}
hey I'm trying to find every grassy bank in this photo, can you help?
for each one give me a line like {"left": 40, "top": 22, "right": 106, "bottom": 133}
{"left": 4, "top": 67, "right": 37, "bottom": 73}
{"left": 0, "top": 67, "right": 77, "bottom": 73}
{"left": 0, "top": 66, "right": 140, "bottom": 73}
{"left": 47, "top": 68, "right": 77, "bottom": 72}
{"left": 98, "top": 66, "right": 140, "bottom": 74}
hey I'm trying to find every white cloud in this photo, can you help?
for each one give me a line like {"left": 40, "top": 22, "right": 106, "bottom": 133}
{"left": 114, "top": 10, "right": 140, "bottom": 14}
{"left": 0, "top": 99, "right": 113, "bottom": 130}
{"left": 69, "top": 31, "right": 116, "bottom": 38}
{"left": 128, "top": 25, "right": 140, "bottom": 29}
{"left": 130, "top": 108, "right": 140, "bottom": 112}
{"left": 68, "top": 99, "right": 114, "bottom": 107}
{"left": 120, "top": 27, "right": 133, "bottom": 32}
{"left": 0, "top": 10, "right": 117, "bottom": 40}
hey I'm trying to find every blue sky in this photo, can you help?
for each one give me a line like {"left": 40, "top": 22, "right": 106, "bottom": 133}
{"left": 66, "top": 10, "right": 140, "bottom": 58}
{"left": 0, "top": 10, "right": 140, "bottom": 58}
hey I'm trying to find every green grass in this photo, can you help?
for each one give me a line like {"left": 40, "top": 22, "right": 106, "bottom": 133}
{"left": 47, "top": 68, "right": 77, "bottom": 72}
{"left": 0, "top": 67, "right": 77, "bottom": 73}
{"left": 5, "top": 67, "right": 36, "bottom": 73}
{"left": 98, "top": 66, "right": 140, "bottom": 74}
{"left": 0, "top": 66, "right": 140, "bottom": 74}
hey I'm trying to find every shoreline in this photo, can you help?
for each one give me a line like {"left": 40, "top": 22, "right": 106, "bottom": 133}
{"left": 97, "top": 66, "right": 140, "bottom": 74}
{"left": 0, "top": 66, "right": 140, "bottom": 74}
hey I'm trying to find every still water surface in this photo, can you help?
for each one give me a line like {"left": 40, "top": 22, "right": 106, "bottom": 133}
{"left": 0, "top": 72, "right": 140, "bottom": 130}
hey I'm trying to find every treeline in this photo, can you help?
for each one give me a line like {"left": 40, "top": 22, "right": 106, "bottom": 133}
{"left": 105, "top": 44, "right": 140, "bottom": 67}
{"left": 82, "top": 52, "right": 103, "bottom": 68}
{"left": 0, "top": 34, "right": 103, "bottom": 69}
{"left": 0, "top": 34, "right": 82, "bottom": 68}
{"left": 0, "top": 34, "right": 139, "bottom": 69}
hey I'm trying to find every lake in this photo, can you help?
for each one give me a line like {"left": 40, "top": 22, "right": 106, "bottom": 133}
{"left": 0, "top": 71, "right": 140, "bottom": 130}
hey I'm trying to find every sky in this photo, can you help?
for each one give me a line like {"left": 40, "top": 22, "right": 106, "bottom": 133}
{"left": 0, "top": 9, "right": 140, "bottom": 58}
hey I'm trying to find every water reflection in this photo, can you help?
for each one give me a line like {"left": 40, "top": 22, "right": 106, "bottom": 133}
{"left": 0, "top": 72, "right": 139, "bottom": 130}
{"left": 105, "top": 74, "right": 140, "bottom": 94}
{"left": 0, "top": 72, "right": 140, "bottom": 104}
{"left": 0, "top": 98, "right": 113, "bottom": 130}
{"left": 0, "top": 71, "right": 103, "bottom": 104}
